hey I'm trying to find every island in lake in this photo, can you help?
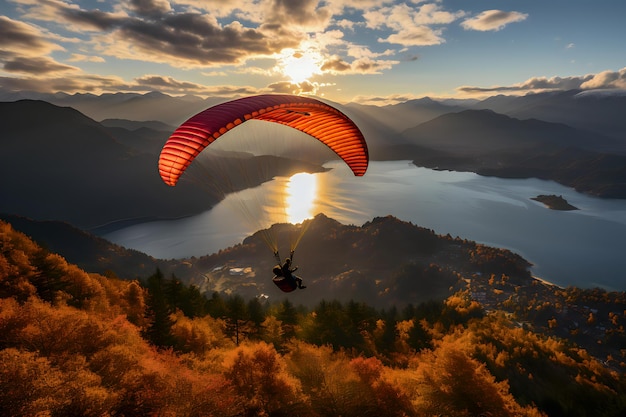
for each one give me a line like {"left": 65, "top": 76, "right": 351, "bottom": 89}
{"left": 531, "top": 194, "right": 579, "bottom": 211}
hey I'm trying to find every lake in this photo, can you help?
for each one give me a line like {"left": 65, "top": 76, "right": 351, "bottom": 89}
{"left": 104, "top": 161, "right": 626, "bottom": 291}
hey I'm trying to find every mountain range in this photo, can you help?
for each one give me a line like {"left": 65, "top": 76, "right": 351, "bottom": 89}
{"left": 4, "top": 88, "right": 625, "bottom": 141}
{"left": 2, "top": 90, "right": 625, "bottom": 232}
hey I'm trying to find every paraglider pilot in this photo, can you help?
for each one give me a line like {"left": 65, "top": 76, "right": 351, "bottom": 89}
{"left": 282, "top": 257, "right": 305, "bottom": 289}
{"left": 272, "top": 251, "right": 306, "bottom": 292}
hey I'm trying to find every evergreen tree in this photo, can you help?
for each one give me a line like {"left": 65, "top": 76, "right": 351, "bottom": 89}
{"left": 226, "top": 294, "right": 248, "bottom": 345}
{"left": 142, "top": 269, "right": 175, "bottom": 348}
{"left": 247, "top": 297, "right": 266, "bottom": 339}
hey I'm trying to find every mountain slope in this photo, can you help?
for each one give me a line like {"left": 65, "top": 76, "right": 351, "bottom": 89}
{"left": 0, "top": 100, "right": 328, "bottom": 229}
{"left": 399, "top": 110, "right": 626, "bottom": 197}
{"left": 0, "top": 100, "right": 217, "bottom": 228}
{"left": 475, "top": 89, "right": 626, "bottom": 140}
{"left": 402, "top": 109, "right": 621, "bottom": 154}
{"left": 0, "top": 213, "right": 532, "bottom": 308}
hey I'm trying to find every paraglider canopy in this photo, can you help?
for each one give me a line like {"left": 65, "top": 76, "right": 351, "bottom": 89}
{"left": 158, "top": 94, "right": 368, "bottom": 187}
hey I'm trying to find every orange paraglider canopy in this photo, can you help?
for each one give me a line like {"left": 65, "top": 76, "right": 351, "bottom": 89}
{"left": 158, "top": 94, "right": 368, "bottom": 186}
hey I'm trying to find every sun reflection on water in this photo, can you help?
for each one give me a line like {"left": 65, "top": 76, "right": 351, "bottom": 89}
{"left": 286, "top": 173, "right": 317, "bottom": 223}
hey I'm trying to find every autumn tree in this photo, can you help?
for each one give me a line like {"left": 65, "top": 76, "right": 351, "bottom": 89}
{"left": 412, "top": 337, "right": 545, "bottom": 417}
{"left": 223, "top": 342, "right": 308, "bottom": 416}
{"left": 170, "top": 311, "right": 230, "bottom": 354}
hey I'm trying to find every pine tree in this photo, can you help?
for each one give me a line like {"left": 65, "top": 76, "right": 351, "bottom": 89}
{"left": 142, "top": 269, "right": 175, "bottom": 348}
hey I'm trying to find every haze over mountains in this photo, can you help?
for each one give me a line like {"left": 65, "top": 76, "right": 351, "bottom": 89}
{"left": 1, "top": 88, "right": 625, "bottom": 232}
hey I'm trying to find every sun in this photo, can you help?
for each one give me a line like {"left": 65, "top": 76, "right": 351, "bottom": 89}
{"left": 278, "top": 48, "right": 323, "bottom": 83}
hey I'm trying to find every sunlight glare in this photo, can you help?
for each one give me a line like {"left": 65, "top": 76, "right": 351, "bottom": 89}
{"left": 286, "top": 173, "right": 317, "bottom": 224}
{"left": 278, "top": 48, "right": 322, "bottom": 83}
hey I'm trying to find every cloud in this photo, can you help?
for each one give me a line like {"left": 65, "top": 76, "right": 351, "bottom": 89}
{"left": 266, "top": 79, "right": 325, "bottom": 95}
{"left": 0, "top": 73, "right": 133, "bottom": 93}
{"left": 0, "top": 16, "right": 63, "bottom": 56}
{"left": 457, "top": 68, "right": 626, "bottom": 96}
{"left": 127, "top": 0, "right": 173, "bottom": 17}
{"left": 0, "top": 71, "right": 268, "bottom": 97}
{"left": 10, "top": 0, "right": 301, "bottom": 68}
{"left": 320, "top": 54, "right": 398, "bottom": 75}
{"left": 364, "top": 2, "right": 464, "bottom": 46}
{"left": 381, "top": 25, "right": 445, "bottom": 47}
{"left": 461, "top": 10, "right": 528, "bottom": 32}
{"left": 349, "top": 93, "right": 423, "bottom": 106}
{"left": 3, "top": 56, "right": 78, "bottom": 74}
{"left": 263, "top": 0, "right": 333, "bottom": 32}
{"left": 0, "top": 15, "right": 79, "bottom": 77}
{"left": 321, "top": 56, "right": 352, "bottom": 72}
{"left": 135, "top": 74, "right": 262, "bottom": 96}
{"left": 580, "top": 68, "right": 626, "bottom": 89}
{"left": 68, "top": 54, "right": 106, "bottom": 63}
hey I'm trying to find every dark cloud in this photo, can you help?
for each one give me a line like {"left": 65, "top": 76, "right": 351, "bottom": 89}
{"left": 353, "top": 59, "right": 378, "bottom": 72}
{"left": 0, "top": 16, "right": 72, "bottom": 77}
{"left": 127, "top": 0, "right": 172, "bottom": 17}
{"left": 114, "top": 16, "right": 286, "bottom": 65}
{"left": 0, "top": 16, "right": 57, "bottom": 53}
{"left": 44, "top": 1, "right": 300, "bottom": 67}
{"left": 134, "top": 74, "right": 262, "bottom": 96}
{"left": 266, "top": 80, "right": 299, "bottom": 94}
{"left": 135, "top": 74, "right": 206, "bottom": 89}
{"left": 266, "top": 0, "right": 332, "bottom": 30}
{"left": 0, "top": 72, "right": 264, "bottom": 97}
{"left": 3, "top": 56, "right": 78, "bottom": 74}
{"left": 321, "top": 56, "right": 351, "bottom": 72}
{"left": 60, "top": 8, "right": 122, "bottom": 31}
{"left": 0, "top": 75, "right": 125, "bottom": 93}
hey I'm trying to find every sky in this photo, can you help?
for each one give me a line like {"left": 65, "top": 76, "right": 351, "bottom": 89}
{"left": 1, "top": 0, "right": 626, "bottom": 104}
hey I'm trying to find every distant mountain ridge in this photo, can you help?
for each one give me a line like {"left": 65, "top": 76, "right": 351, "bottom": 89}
{"left": 3, "top": 87, "right": 625, "bottom": 140}
{"left": 403, "top": 109, "right": 622, "bottom": 154}
{"left": 2, "top": 90, "right": 625, "bottom": 231}
{"left": 474, "top": 89, "right": 626, "bottom": 140}
{"left": 395, "top": 109, "right": 626, "bottom": 198}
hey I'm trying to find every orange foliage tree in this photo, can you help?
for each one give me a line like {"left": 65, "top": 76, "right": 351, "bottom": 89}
{"left": 223, "top": 342, "right": 309, "bottom": 416}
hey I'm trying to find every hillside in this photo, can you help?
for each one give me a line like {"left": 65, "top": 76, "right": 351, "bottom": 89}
{"left": 397, "top": 110, "right": 626, "bottom": 198}
{"left": 475, "top": 89, "right": 626, "bottom": 141}
{"left": 1, "top": 219, "right": 625, "bottom": 417}
{"left": 0, "top": 100, "right": 213, "bottom": 228}
{"left": 0, "top": 100, "right": 327, "bottom": 229}
{"left": 4, "top": 213, "right": 626, "bottom": 364}
{"left": 1, "top": 213, "right": 531, "bottom": 307}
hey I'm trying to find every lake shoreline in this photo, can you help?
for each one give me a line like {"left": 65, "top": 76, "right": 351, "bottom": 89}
{"left": 103, "top": 161, "right": 626, "bottom": 290}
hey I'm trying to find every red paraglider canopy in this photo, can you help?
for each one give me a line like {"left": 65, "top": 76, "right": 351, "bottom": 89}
{"left": 159, "top": 94, "right": 368, "bottom": 186}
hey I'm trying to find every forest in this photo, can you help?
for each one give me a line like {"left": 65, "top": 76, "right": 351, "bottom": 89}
{"left": 1, "top": 220, "right": 625, "bottom": 417}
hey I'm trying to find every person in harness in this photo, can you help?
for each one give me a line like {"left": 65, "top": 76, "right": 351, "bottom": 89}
{"left": 272, "top": 251, "right": 306, "bottom": 292}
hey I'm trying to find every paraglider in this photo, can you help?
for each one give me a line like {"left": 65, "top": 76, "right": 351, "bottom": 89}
{"left": 158, "top": 94, "right": 368, "bottom": 186}
{"left": 271, "top": 251, "right": 306, "bottom": 293}
{"left": 158, "top": 94, "right": 368, "bottom": 293}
